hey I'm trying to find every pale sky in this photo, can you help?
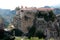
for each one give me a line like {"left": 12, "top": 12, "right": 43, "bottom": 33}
{"left": 0, "top": 0, "right": 60, "bottom": 10}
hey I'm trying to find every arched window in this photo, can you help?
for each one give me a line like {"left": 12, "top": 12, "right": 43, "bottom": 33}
{"left": 21, "top": 10, "right": 24, "bottom": 12}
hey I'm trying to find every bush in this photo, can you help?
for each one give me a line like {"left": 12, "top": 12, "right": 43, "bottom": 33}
{"left": 27, "top": 25, "right": 36, "bottom": 38}
{"left": 35, "top": 31, "right": 46, "bottom": 39}
{"left": 12, "top": 29, "right": 23, "bottom": 36}
{"left": 0, "top": 29, "right": 4, "bottom": 39}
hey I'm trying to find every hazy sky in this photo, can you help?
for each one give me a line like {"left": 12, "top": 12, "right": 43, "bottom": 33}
{"left": 0, "top": 0, "right": 60, "bottom": 10}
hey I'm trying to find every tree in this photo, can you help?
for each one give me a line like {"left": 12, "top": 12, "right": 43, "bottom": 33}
{"left": 0, "top": 15, "right": 5, "bottom": 39}
{"left": 36, "top": 10, "right": 43, "bottom": 18}
{"left": 11, "top": 29, "right": 23, "bottom": 36}
{"left": 44, "top": 10, "right": 56, "bottom": 22}
{"left": 48, "top": 10, "right": 56, "bottom": 22}
{"left": 44, "top": 13, "right": 49, "bottom": 22}
{"left": 15, "top": 6, "right": 20, "bottom": 11}
{"left": 27, "top": 25, "right": 36, "bottom": 38}
{"left": 35, "top": 31, "right": 46, "bottom": 39}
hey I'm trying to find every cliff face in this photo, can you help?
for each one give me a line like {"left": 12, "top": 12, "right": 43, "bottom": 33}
{"left": 56, "top": 15, "right": 60, "bottom": 36}
{"left": 14, "top": 9, "right": 37, "bottom": 33}
{"left": 13, "top": 7, "right": 60, "bottom": 38}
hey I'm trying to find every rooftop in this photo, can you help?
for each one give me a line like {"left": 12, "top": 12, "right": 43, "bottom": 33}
{"left": 20, "top": 6, "right": 54, "bottom": 11}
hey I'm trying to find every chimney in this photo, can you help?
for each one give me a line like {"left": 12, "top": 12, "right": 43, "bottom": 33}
{"left": 25, "top": 6, "right": 27, "bottom": 9}
{"left": 21, "top": 6, "right": 23, "bottom": 8}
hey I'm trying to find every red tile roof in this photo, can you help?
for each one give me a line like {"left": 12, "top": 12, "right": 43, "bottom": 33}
{"left": 37, "top": 8, "right": 54, "bottom": 11}
{"left": 21, "top": 7, "right": 54, "bottom": 11}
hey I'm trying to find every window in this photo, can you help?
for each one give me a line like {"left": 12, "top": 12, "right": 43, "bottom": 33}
{"left": 21, "top": 10, "right": 24, "bottom": 12}
{"left": 24, "top": 16, "right": 29, "bottom": 21}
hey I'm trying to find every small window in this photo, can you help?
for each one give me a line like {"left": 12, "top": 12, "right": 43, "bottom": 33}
{"left": 21, "top": 10, "right": 24, "bottom": 12}
{"left": 24, "top": 16, "right": 29, "bottom": 21}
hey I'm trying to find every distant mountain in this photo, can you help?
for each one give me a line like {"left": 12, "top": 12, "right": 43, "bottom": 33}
{"left": 0, "top": 9, "right": 16, "bottom": 24}
{"left": 53, "top": 8, "right": 60, "bottom": 15}
{"left": 44, "top": 6, "right": 51, "bottom": 8}
{"left": 43, "top": 6, "right": 60, "bottom": 15}
{"left": 51, "top": 4, "right": 60, "bottom": 8}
